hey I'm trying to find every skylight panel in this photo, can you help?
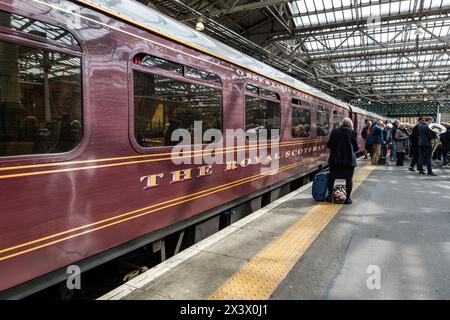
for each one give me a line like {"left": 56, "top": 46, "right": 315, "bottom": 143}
{"left": 314, "top": 1, "right": 324, "bottom": 11}
{"left": 309, "top": 14, "right": 319, "bottom": 26}
{"left": 303, "top": 0, "right": 314, "bottom": 11}
{"left": 288, "top": 2, "right": 299, "bottom": 15}
{"left": 380, "top": 31, "right": 389, "bottom": 43}
{"left": 297, "top": 0, "right": 307, "bottom": 13}
{"left": 360, "top": 5, "right": 371, "bottom": 18}
{"left": 342, "top": 9, "right": 352, "bottom": 20}
{"left": 391, "top": 1, "right": 401, "bottom": 13}
{"left": 326, "top": 11, "right": 336, "bottom": 23}
{"left": 337, "top": 9, "right": 345, "bottom": 22}
{"left": 379, "top": 3, "right": 391, "bottom": 15}
{"left": 317, "top": 13, "right": 328, "bottom": 24}
{"left": 341, "top": 0, "right": 352, "bottom": 7}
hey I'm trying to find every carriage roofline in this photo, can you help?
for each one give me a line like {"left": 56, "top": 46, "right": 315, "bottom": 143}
{"left": 72, "top": 0, "right": 351, "bottom": 110}
{"left": 349, "top": 105, "right": 385, "bottom": 120}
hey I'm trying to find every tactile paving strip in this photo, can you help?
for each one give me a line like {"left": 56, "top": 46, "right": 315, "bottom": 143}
{"left": 209, "top": 164, "right": 376, "bottom": 300}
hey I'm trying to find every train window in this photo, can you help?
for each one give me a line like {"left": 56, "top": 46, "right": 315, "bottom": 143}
{"left": 134, "top": 70, "right": 223, "bottom": 148}
{"left": 245, "top": 96, "right": 280, "bottom": 140}
{"left": 292, "top": 98, "right": 311, "bottom": 108}
{"left": 185, "top": 66, "right": 221, "bottom": 84}
{"left": 0, "top": 10, "right": 80, "bottom": 48}
{"left": 333, "top": 110, "right": 343, "bottom": 130}
{"left": 316, "top": 106, "right": 330, "bottom": 136}
{"left": 260, "top": 88, "right": 280, "bottom": 100}
{"left": 133, "top": 53, "right": 183, "bottom": 75}
{"left": 245, "top": 84, "right": 259, "bottom": 94}
{"left": 0, "top": 40, "right": 82, "bottom": 157}
{"left": 292, "top": 107, "right": 311, "bottom": 139}
{"left": 291, "top": 98, "right": 302, "bottom": 106}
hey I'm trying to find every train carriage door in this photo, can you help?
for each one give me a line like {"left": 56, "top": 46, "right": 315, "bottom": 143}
{"left": 352, "top": 111, "right": 359, "bottom": 133}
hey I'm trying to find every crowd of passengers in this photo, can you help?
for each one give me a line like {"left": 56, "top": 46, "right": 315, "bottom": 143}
{"left": 361, "top": 117, "right": 450, "bottom": 175}
{"left": 325, "top": 116, "right": 450, "bottom": 205}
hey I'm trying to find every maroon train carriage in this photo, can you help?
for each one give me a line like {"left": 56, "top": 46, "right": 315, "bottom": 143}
{"left": 0, "top": 0, "right": 384, "bottom": 298}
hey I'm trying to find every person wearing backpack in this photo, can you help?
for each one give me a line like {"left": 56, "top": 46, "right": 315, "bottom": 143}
{"left": 366, "top": 120, "right": 384, "bottom": 165}
{"left": 326, "top": 117, "right": 359, "bottom": 205}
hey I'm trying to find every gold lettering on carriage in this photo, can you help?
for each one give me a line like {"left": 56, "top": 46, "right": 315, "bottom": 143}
{"left": 140, "top": 145, "right": 326, "bottom": 190}
{"left": 235, "top": 69, "right": 309, "bottom": 99}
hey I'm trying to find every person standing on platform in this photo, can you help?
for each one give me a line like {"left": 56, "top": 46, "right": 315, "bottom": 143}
{"left": 383, "top": 123, "right": 393, "bottom": 159}
{"left": 326, "top": 117, "right": 359, "bottom": 205}
{"left": 361, "top": 121, "right": 372, "bottom": 160}
{"left": 390, "top": 120, "right": 400, "bottom": 161}
{"left": 395, "top": 123, "right": 408, "bottom": 166}
{"left": 418, "top": 117, "right": 438, "bottom": 176}
{"left": 409, "top": 118, "right": 424, "bottom": 171}
{"left": 366, "top": 120, "right": 384, "bottom": 165}
{"left": 441, "top": 123, "right": 450, "bottom": 168}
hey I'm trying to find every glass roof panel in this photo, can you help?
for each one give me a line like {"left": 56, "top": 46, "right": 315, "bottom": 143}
{"left": 285, "top": 0, "right": 450, "bottom": 103}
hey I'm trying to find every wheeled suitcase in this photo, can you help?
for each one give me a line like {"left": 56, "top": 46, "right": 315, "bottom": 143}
{"left": 312, "top": 170, "right": 330, "bottom": 201}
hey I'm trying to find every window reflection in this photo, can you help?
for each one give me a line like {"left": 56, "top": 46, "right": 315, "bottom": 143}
{"left": 316, "top": 106, "right": 330, "bottom": 136}
{"left": 0, "top": 40, "right": 82, "bottom": 157}
{"left": 292, "top": 107, "right": 311, "bottom": 138}
{"left": 245, "top": 96, "right": 280, "bottom": 140}
{"left": 134, "top": 54, "right": 183, "bottom": 75}
{"left": 134, "top": 71, "right": 223, "bottom": 147}
{"left": 0, "top": 10, "right": 80, "bottom": 48}
{"left": 185, "top": 66, "right": 221, "bottom": 84}
{"left": 332, "top": 110, "right": 343, "bottom": 130}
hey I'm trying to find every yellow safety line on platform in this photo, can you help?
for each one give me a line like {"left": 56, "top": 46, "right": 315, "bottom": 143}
{"left": 209, "top": 163, "right": 375, "bottom": 300}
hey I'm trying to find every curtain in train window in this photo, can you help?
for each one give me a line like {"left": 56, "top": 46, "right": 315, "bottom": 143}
{"left": 133, "top": 71, "right": 223, "bottom": 148}
{"left": 0, "top": 40, "right": 82, "bottom": 157}
{"left": 292, "top": 107, "right": 311, "bottom": 138}
{"left": 333, "top": 110, "right": 344, "bottom": 130}
{"left": 245, "top": 96, "right": 281, "bottom": 140}
{"left": 316, "top": 106, "right": 330, "bottom": 136}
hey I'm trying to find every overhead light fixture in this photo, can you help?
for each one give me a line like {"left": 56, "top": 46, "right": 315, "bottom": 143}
{"left": 368, "top": 101, "right": 372, "bottom": 104}
{"left": 423, "top": 88, "right": 428, "bottom": 93}
{"left": 413, "top": 70, "right": 420, "bottom": 76}
{"left": 195, "top": 17, "right": 205, "bottom": 31}
{"left": 424, "top": 97, "right": 428, "bottom": 101}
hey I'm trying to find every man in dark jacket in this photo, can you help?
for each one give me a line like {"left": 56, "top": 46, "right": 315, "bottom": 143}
{"left": 409, "top": 118, "right": 424, "bottom": 171}
{"left": 418, "top": 117, "right": 438, "bottom": 176}
{"left": 390, "top": 120, "right": 400, "bottom": 161}
{"left": 326, "top": 118, "right": 359, "bottom": 204}
{"left": 441, "top": 123, "right": 450, "bottom": 167}
{"left": 366, "top": 120, "right": 384, "bottom": 165}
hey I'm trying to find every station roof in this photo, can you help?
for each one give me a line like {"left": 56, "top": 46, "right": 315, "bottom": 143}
{"left": 138, "top": 0, "right": 450, "bottom": 115}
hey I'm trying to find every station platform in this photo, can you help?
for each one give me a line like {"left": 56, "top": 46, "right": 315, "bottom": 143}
{"left": 99, "top": 159, "right": 450, "bottom": 300}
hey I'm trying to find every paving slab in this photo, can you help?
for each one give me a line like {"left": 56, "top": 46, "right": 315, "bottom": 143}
{"left": 272, "top": 162, "right": 450, "bottom": 300}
